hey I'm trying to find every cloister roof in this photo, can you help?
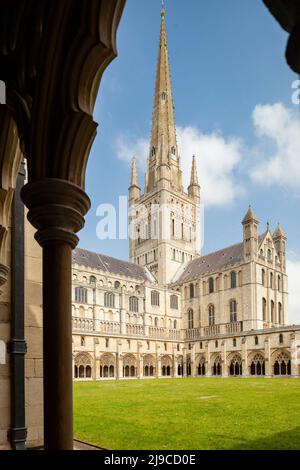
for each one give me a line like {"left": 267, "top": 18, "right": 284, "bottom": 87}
{"left": 72, "top": 248, "right": 153, "bottom": 282}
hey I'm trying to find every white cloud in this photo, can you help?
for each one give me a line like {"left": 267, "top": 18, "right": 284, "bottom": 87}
{"left": 251, "top": 103, "right": 300, "bottom": 191}
{"left": 115, "top": 135, "right": 148, "bottom": 170}
{"left": 176, "top": 126, "right": 244, "bottom": 207}
{"left": 115, "top": 127, "right": 244, "bottom": 207}
{"left": 286, "top": 257, "right": 300, "bottom": 326}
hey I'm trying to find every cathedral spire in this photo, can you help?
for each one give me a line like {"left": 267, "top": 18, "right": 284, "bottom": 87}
{"left": 129, "top": 157, "right": 140, "bottom": 204}
{"left": 146, "top": 6, "right": 181, "bottom": 193}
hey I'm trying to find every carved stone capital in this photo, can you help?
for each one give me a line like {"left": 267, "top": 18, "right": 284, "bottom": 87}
{"left": 21, "top": 178, "right": 90, "bottom": 248}
{"left": 0, "top": 263, "right": 9, "bottom": 288}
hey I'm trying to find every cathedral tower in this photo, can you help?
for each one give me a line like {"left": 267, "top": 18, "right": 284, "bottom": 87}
{"left": 128, "top": 7, "right": 201, "bottom": 284}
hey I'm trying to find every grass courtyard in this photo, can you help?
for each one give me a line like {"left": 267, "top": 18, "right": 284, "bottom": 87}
{"left": 74, "top": 378, "right": 300, "bottom": 450}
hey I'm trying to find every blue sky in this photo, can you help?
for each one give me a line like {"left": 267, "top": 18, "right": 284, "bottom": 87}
{"left": 78, "top": 0, "right": 300, "bottom": 320}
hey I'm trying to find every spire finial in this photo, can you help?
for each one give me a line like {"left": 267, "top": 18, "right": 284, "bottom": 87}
{"left": 130, "top": 156, "right": 139, "bottom": 188}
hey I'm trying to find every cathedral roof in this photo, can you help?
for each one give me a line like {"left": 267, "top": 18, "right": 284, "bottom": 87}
{"left": 172, "top": 232, "right": 267, "bottom": 285}
{"left": 72, "top": 248, "right": 154, "bottom": 282}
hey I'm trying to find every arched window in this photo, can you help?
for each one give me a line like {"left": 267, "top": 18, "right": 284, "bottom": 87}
{"left": 262, "top": 269, "right": 265, "bottom": 286}
{"left": 161, "top": 91, "right": 166, "bottom": 100}
{"left": 278, "top": 302, "right": 282, "bottom": 324}
{"left": 230, "top": 271, "right": 237, "bottom": 289}
{"left": 81, "top": 336, "right": 85, "bottom": 347}
{"left": 215, "top": 340, "right": 218, "bottom": 348}
{"left": 170, "top": 295, "right": 178, "bottom": 309}
{"left": 174, "top": 320, "right": 177, "bottom": 329}
{"left": 171, "top": 218, "right": 175, "bottom": 237}
{"left": 277, "top": 275, "right": 281, "bottom": 291}
{"left": 114, "top": 281, "right": 120, "bottom": 289}
{"left": 270, "top": 272, "right": 274, "bottom": 289}
{"left": 189, "top": 283, "right": 194, "bottom": 299}
{"left": 104, "top": 292, "right": 115, "bottom": 308}
{"left": 279, "top": 333, "right": 284, "bottom": 344}
{"left": 171, "top": 146, "right": 176, "bottom": 155}
{"left": 188, "top": 309, "right": 194, "bottom": 329}
{"left": 271, "top": 300, "right": 275, "bottom": 323}
{"left": 129, "top": 296, "right": 139, "bottom": 313}
{"left": 200, "top": 342, "right": 203, "bottom": 349}
{"left": 208, "top": 278, "right": 214, "bottom": 294}
{"left": 262, "top": 298, "right": 267, "bottom": 322}
{"left": 151, "top": 290, "right": 160, "bottom": 306}
{"left": 151, "top": 147, "right": 156, "bottom": 157}
{"left": 208, "top": 305, "right": 215, "bottom": 326}
{"left": 267, "top": 249, "right": 272, "bottom": 261}
{"left": 75, "top": 287, "right": 87, "bottom": 304}
{"left": 89, "top": 276, "right": 96, "bottom": 285}
{"left": 233, "top": 338, "right": 237, "bottom": 347}
{"left": 255, "top": 336, "right": 259, "bottom": 345}
{"left": 230, "top": 300, "right": 237, "bottom": 323}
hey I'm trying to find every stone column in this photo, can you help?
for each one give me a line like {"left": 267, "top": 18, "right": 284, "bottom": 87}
{"left": 205, "top": 341, "right": 211, "bottom": 377}
{"left": 137, "top": 342, "right": 143, "bottom": 379}
{"left": 21, "top": 179, "right": 90, "bottom": 450}
{"left": 156, "top": 344, "right": 161, "bottom": 378}
{"left": 264, "top": 337, "right": 271, "bottom": 377}
{"left": 290, "top": 333, "right": 298, "bottom": 377}
{"left": 183, "top": 347, "right": 187, "bottom": 377}
{"left": 118, "top": 355, "right": 123, "bottom": 380}
{"left": 172, "top": 346, "right": 178, "bottom": 378}
{"left": 242, "top": 337, "right": 248, "bottom": 377}
{"left": 190, "top": 344, "right": 196, "bottom": 377}
{"left": 221, "top": 340, "right": 228, "bottom": 377}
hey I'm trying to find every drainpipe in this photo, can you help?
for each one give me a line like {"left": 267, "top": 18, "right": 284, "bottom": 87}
{"left": 8, "top": 160, "right": 27, "bottom": 449}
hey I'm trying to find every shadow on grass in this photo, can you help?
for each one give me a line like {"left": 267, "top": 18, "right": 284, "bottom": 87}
{"left": 217, "top": 427, "right": 300, "bottom": 450}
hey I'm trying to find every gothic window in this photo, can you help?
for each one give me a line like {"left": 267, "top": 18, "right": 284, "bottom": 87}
{"left": 270, "top": 272, "right": 274, "bottom": 289}
{"left": 172, "top": 218, "right": 175, "bottom": 237}
{"left": 262, "top": 269, "right": 265, "bottom": 286}
{"left": 81, "top": 336, "right": 85, "bottom": 347}
{"left": 189, "top": 283, "right": 194, "bottom": 299}
{"left": 114, "top": 281, "right": 120, "bottom": 289}
{"left": 154, "top": 317, "right": 158, "bottom": 327}
{"left": 104, "top": 292, "right": 115, "bottom": 308}
{"left": 170, "top": 295, "right": 178, "bottom": 309}
{"left": 89, "top": 276, "right": 96, "bottom": 285}
{"left": 278, "top": 302, "right": 282, "bottom": 324}
{"left": 171, "top": 146, "right": 176, "bottom": 155}
{"left": 262, "top": 298, "right": 267, "bottom": 322}
{"left": 279, "top": 334, "right": 283, "bottom": 344}
{"left": 255, "top": 336, "right": 259, "bottom": 345}
{"left": 129, "top": 296, "right": 139, "bottom": 313}
{"left": 277, "top": 275, "right": 281, "bottom": 291}
{"left": 208, "top": 305, "right": 215, "bottom": 326}
{"left": 151, "top": 290, "right": 160, "bottom": 306}
{"left": 105, "top": 338, "right": 109, "bottom": 348}
{"left": 208, "top": 277, "right": 214, "bottom": 294}
{"left": 267, "top": 249, "right": 272, "bottom": 261}
{"left": 230, "top": 300, "right": 237, "bottom": 323}
{"left": 151, "top": 147, "right": 156, "bottom": 157}
{"left": 200, "top": 342, "right": 203, "bottom": 349}
{"left": 215, "top": 340, "right": 218, "bottom": 348}
{"left": 174, "top": 320, "right": 177, "bottom": 329}
{"left": 188, "top": 309, "right": 194, "bottom": 329}
{"left": 75, "top": 287, "right": 87, "bottom": 304}
{"left": 177, "top": 344, "right": 180, "bottom": 351}
{"left": 181, "top": 222, "right": 184, "bottom": 240}
{"left": 233, "top": 338, "right": 237, "bottom": 347}
{"left": 230, "top": 271, "right": 237, "bottom": 289}
{"left": 161, "top": 92, "right": 166, "bottom": 100}
{"left": 271, "top": 300, "right": 275, "bottom": 323}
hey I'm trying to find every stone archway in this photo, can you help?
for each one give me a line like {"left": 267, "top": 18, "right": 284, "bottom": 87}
{"left": 123, "top": 354, "right": 137, "bottom": 378}
{"left": 248, "top": 352, "right": 265, "bottom": 376}
{"left": 99, "top": 353, "right": 116, "bottom": 379}
{"left": 228, "top": 353, "right": 242, "bottom": 376}
{"left": 196, "top": 355, "right": 206, "bottom": 376}
{"left": 74, "top": 352, "right": 93, "bottom": 380}
{"left": 212, "top": 354, "right": 222, "bottom": 376}
{"left": 161, "top": 355, "right": 172, "bottom": 377}
{"left": 143, "top": 354, "right": 156, "bottom": 377}
{"left": 272, "top": 350, "right": 291, "bottom": 376}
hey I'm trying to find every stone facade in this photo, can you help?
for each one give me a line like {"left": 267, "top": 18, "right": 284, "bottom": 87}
{"left": 72, "top": 9, "right": 300, "bottom": 382}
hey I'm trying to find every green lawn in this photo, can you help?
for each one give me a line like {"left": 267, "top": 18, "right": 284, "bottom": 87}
{"left": 73, "top": 378, "right": 300, "bottom": 450}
